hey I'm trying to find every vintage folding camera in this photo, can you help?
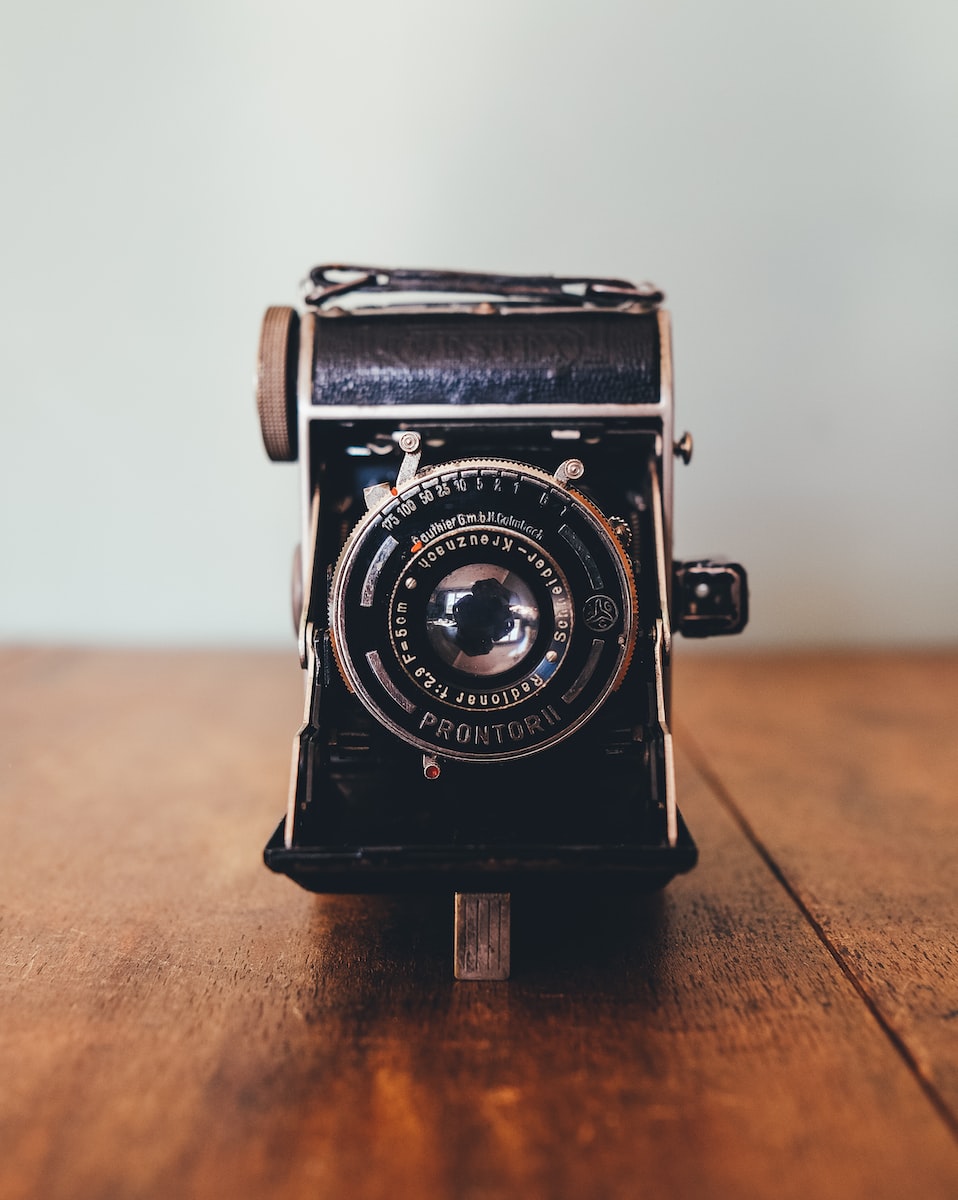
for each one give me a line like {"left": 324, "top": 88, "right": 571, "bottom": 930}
{"left": 256, "top": 265, "right": 747, "bottom": 978}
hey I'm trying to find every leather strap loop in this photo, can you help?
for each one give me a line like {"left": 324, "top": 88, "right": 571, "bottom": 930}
{"left": 304, "top": 264, "right": 663, "bottom": 311}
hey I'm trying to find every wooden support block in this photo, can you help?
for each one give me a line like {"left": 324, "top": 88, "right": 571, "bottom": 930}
{"left": 454, "top": 892, "right": 511, "bottom": 980}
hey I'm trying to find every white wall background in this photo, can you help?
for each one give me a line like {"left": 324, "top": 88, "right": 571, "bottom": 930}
{"left": 2, "top": 0, "right": 956, "bottom": 647}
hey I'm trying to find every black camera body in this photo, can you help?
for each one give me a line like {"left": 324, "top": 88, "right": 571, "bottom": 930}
{"left": 256, "top": 266, "right": 747, "bottom": 977}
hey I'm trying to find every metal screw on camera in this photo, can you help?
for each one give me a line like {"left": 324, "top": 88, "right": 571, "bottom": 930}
{"left": 673, "top": 432, "right": 693, "bottom": 465}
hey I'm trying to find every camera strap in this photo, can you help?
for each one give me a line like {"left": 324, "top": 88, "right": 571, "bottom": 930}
{"left": 304, "top": 264, "right": 663, "bottom": 311}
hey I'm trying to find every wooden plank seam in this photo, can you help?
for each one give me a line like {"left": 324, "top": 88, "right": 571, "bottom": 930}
{"left": 680, "top": 724, "right": 958, "bottom": 1145}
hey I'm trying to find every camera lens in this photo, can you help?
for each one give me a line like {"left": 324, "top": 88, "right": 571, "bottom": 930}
{"left": 425, "top": 565, "right": 539, "bottom": 677}
{"left": 330, "top": 458, "right": 636, "bottom": 761}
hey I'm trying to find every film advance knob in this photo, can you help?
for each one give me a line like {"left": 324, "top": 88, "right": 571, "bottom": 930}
{"left": 256, "top": 306, "right": 300, "bottom": 462}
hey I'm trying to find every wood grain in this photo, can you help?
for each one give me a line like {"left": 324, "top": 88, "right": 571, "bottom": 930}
{"left": 1, "top": 649, "right": 957, "bottom": 1200}
{"left": 676, "top": 651, "right": 958, "bottom": 1126}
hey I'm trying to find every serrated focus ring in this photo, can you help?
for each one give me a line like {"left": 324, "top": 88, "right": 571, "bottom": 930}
{"left": 256, "top": 306, "right": 300, "bottom": 462}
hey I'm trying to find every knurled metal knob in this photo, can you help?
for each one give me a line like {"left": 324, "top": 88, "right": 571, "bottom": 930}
{"left": 256, "top": 306, "right": 300, "bottom": 462}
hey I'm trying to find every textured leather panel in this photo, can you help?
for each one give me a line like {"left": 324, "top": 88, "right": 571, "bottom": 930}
{"left": 311, "top": 311, "right": 661, "bottom": 407}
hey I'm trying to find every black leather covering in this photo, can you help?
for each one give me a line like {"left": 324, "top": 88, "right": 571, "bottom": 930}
{"left": 312, "top": 311, "right": 661, "bottom": 408}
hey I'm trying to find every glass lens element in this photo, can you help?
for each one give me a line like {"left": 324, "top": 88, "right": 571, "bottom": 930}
{"left": 425, "top": 563, "right": 539, "bottom": 677}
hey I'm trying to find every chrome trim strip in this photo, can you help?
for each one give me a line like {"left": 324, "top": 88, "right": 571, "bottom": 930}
{"left": 284, "top": 735, "right": 300, "bottom": 849}
{"left": 360, "top": 536, "right": 398, "bottom": 606}
{"left": 663, "top": 728, "right": 678, "bottom": 847}
{"left": 657, "top": 308, "right": 675, "bottom": 535}
{"left": 366, "top": 650, "right": 417, "bottom": 713}
{"left": 303, "top": 401, "right": 666, "bottom": 422}
{"left": 286, "top": 632, "right": 323, "bottom": 848}
{"left": 317, "top": 302, "right": 659, "bottom": 320}
{"left": 297, "top": 488, "right": 321, "bottom": 666}
{"left": 652, "top": 618, "right": 678, "bottom": 847}
{"left": 649, "top": 458, "right": 672, "bottom": 656}
{"left": 298, "top": 311, "right": 317, "bottom": 585}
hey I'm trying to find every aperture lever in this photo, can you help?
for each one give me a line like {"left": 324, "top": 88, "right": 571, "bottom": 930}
{"left": 395, "top": 431, "right": 422, "bottom": 487}
{"left": 363, "top": 431, "right": 423, "bottom": 512}
{"left": 554, "top": 458, "right": 585, "bottom": 487}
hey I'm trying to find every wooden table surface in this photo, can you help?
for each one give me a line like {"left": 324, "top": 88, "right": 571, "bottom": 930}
{"left": 2, "top": 648, "right": 957, "bottom": 1200}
